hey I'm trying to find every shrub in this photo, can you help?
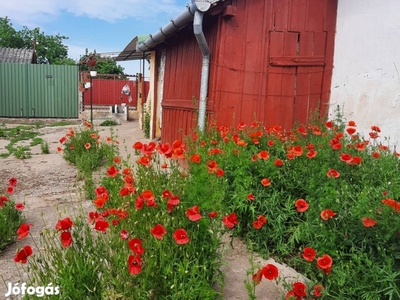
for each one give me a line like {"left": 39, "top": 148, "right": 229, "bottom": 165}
{"left": 19, "top": 125, "right": 224, "bottom": 299}
{"left": 0, "top": 178, "right": 24, "bottom": 252}
{"left": 185, "top": 115, "right": 400, "bottom": 299}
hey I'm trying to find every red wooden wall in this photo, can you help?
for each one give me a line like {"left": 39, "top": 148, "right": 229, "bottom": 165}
{"left": 160, "top": 0, "right": 338, "bottom": 143}
{"left": 81, "top": 74, "right": 150, "bottom": 107}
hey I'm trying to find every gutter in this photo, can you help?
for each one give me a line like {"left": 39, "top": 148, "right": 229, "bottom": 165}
{"left": 192, "top": 3, "right": 211, "bottom": 132}
{"left": 136, "top": 1, "right": 216, "bottom": 133}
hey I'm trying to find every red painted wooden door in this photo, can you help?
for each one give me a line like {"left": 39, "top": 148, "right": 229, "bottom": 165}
{"left": 266, "top": 0, "right": 336, "bottom": 128}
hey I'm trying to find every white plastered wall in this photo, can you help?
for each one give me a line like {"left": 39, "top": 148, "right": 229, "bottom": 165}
{"left": 329, "top": 0, "right": 400, "bottom": 148}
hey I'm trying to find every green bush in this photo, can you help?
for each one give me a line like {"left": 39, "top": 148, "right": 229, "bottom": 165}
{"left": 24, "top": 137, "right": 224, "bottom": 299}
{"left": 185, "top": 113, "right": 400, "bottom": 299}
{"left": 0, "top": 180, "right": 24, "bottom": 252}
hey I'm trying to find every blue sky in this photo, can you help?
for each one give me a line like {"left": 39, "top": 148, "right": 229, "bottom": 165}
{"left": 0, "top": 0, "right": 190, "bottom": 77}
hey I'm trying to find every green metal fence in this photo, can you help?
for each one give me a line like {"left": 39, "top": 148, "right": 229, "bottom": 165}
{"left": 0, "top": 63, "right": 78, "bottom": 118}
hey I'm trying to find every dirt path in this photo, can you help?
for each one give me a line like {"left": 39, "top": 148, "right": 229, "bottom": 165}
{"left": 0, "top": 118, "right": 302, "bottom": 300}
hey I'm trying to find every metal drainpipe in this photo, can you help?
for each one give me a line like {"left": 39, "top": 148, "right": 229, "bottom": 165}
{"left": 193, "top": 7, "right": 211, "bottom": 133}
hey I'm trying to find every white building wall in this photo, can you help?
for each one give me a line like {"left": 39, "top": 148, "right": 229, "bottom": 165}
{"left": 329, "top": 0, "right": 400, "bottom": 148}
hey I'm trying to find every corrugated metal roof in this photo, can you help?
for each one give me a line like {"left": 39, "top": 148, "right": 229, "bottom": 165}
{"left": 0, "top": 47, "right": 35, "bottom": 64}
{"left": 115, "top": 35, "right": 151, "bottom": 61}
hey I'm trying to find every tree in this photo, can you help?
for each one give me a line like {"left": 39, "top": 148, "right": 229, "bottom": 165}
{"left": 79, "top": 49, "right": 125, "bottom": 77}
{"left": 0, "top": 16, "right": 72, "bottom": 65}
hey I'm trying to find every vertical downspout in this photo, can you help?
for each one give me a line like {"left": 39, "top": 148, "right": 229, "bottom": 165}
{"left": 193, "top": 8, "right": 210, "bottom": 133}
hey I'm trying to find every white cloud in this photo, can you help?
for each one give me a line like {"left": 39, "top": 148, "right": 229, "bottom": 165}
{"left": 1, "top": 0, "right": 186, "bottom": 26}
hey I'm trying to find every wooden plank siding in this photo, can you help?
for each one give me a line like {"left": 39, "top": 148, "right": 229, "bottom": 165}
{"left": 159, "top": 0, "right": 338, "bottom": 143}
{"left": 83, "top": 79, "right": 149, "bottom": 107}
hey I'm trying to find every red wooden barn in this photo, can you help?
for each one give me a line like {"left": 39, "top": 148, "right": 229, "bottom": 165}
{"left": 133, "top": 0, "right": 338, "bottom": 142}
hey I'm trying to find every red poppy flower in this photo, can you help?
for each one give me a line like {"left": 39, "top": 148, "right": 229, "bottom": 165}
{"left": 190, "top": 153, "right": 201, "bottom": 163}
{"left": 326, "top": 169, "right": 340, "bottom": 178}
{"left": 6, "top": 186, "right": 14, "bottom": 195}
{"left": 314, "top": 284, "right": 324, "bottom": 297}
{"left": 120, "top": 229, "right": 129, "bottom": 240}
{"left": 251, "top": 155, "right": 258, "bottom": 162}
{"left": 372, "top": 151, "right": 380, "bottom": 158}
{"left": 268, "top": 140, "right": 275, "bottom": 147}
{"left": 93, "top": 196, "right": 107, "bottom": 209}
{"left": 84, "top": 143, "right": 91, "bottom": 149}
{"left": 120, "top": 185, "right": 135, "bottom": 197}
{"left": 348, "top": 120, "right": 356, "bottom": 126}
{"left": 306, "top": 149, "right": 317, "bottom": 159}
{"left": 261, "top": 263, "right": 279, "bottom": 280}
{"left": 167, "top": 195, "right": 180, "bottom": 213}
{"left": 252, "top": 269, "right": 263, "bottom": 285}
{"left": 88, "top": 211, "right": 101, "bottom": 224}
{"left": 129, "top": 238, "right": 145, "bottom": 255}
{"left": 356, "top": 142, "right": 366, "bottom": 151}
{"left": 295, "top": 199, "right": 309, "bottom": 213}
{"left": 285, "top": 291, "right": 298, "bottom": 300}
{"left": 331, "top": 142, "right": 342, "bottom": 150}
{"left": 247, "top": 193, "right": 255, "bottom": 201}
{"left": 346, "top": 127, "right": 356, "bottom": 135}
{"left": 95, "top": 186, "right": 108, "bottom": 197}
{"left": 362, "top": 217, "right": 377, "bottom": 227}
{"left": 207, "top": 160, "right": 218, "bottom": 173}
{"left": 137, "top": 155, "right": 151, "bottom": 166}
{"left": 157, "top": 143, "right": 173, "bottom": 157}
{"left": 253, "top": 220, "right": 263, "bottom": 229}
{"left": 173, "top": 228, "right": 190, "bottom": 244}
{"left": 223, "top": 212, "right": 238, "bottom": 229}
{"left": 186, "top": 205, "right": 202, "bottom": 221}
{"left": 14, "top": 245, "right": 33, "bottom": 264}
{"left": 0, "top": 195, "right": 8, "bottom": 207}
{"left": 317, "top": 254, "right": 333, "bottom": 274}
{"left": 141, "top": 142, "right": 156, "bottom": 155}
{"left": 15, "top": 202, "right": 25, "bottom": 210}
{"left": 369, "top": 132, "right": 379, "bottom": 139}
{"left": 261, "top": 178, "right": 271, "bottom": 187}
{"left": 133, "top": 141, "right": 143, "bottom": 150}
{"left": 293, "top": 282, "right": 307, "bottom": 297}
{"left": 293, "top": 145, "right": 303, "bottom": 156}
{"left": 382, "top": 198, "right": 400, "bottom": 212}
{"left": 340, "top": 153, "right": 352, "bottom": 163}
{"left": 257, "top": 215, "right": 267, "bottom": 224}
{"left": 378, "top": 144, "right": 388, "bottom": 151}
{"left": 258, "top": 150, "right": 270, "bottom": 160}
{"left": 216, "top": 168, "right": 225, "bottom": 177}
{"left": 371, "top": 125, "right": 381, "bottom": 132}
{"left": 351, "top": 156, "right": 362, "bottom": 165}
{"left": 55, "top": 217, "right": 74, "bottom": 231}
{"left": 320, "top": 209, "right": 336, "bottom": 221}
{"left": 302, "top": 247, "right": 316, "bottom": 262}
{"left": 107, "top": 165, "right": 119, "bottom": 177}
{"left": 94, "top": 219, "right": 109, "bottom": 232}
{"left": 8, "top": 177, "right": 17, "bottom": 186}
{"left": 325, "top": 120, "right": 333, "bottom": 128}
{"left": 17, "top": 223, "right": 33, "bottom": 240}
{"left": 60, "top": 231, "right": 73, "bottom": 248}
{"left": 274, "top": 159, "right": 284, "bottom": 167}
{"left": 127, "top": 254, "right": 143, "bottom": 275}
{"left": 150, "top": 224, "right": 167, "bottom": 240}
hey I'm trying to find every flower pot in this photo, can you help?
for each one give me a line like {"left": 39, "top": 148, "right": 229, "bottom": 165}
{"left": 90, "top": 71, "right": 97, "bottom": 77}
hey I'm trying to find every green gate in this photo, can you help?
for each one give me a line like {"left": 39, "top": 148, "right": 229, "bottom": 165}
{"left": 0, "top": 63, "right": 78, "bottom": 118}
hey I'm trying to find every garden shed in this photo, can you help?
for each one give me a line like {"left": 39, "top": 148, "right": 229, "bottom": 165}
{"left": 131, "top": 0, "right": 338, "bottom": 142}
